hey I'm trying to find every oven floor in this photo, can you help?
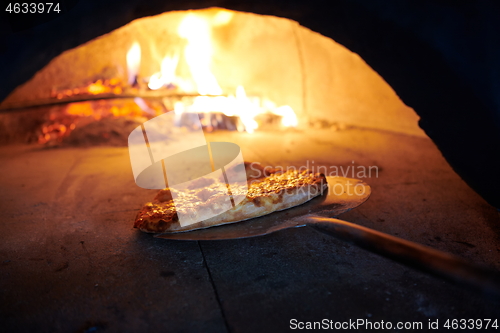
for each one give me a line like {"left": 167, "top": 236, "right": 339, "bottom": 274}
{"left": 1, "top": 128, "right": 499, "bottom": 332}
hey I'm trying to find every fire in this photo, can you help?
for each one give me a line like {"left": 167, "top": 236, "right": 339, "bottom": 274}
{"left": 38, "top": 100, "right": 153, "bottom": 145}
{"left": 51, "top": 78, "right": 123, "bottom": 99}
{"left": 46, "top": 10, "right": 299, "bottom": 146}
{"left": 178, "top": 14, "right": 222, "bottom": 95}
{"left": 127, "top": 42, "right": 141, "bottom": 85}
{"left": 232, "top": 86, "right": 259, "bottom": 133}
{"left": 212, "top": 10, "right": 234, "bottom": 25}
{"left": 167, "top": 12, "right": 298, "bottom": 133}
{"left": 272, "top": 105, "right": 298, "bottom": 127}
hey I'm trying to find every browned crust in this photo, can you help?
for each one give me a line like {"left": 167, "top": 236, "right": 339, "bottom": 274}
{"left": 134, "top": 163, "right": 327, "bottom": 233}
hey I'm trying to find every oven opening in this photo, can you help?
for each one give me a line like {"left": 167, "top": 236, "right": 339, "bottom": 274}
{"left": 0, "top": 7, "right": 424, "bottom": 147}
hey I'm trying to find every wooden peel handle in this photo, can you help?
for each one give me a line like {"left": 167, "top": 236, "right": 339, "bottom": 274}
{"left": 306, "top": 216, "right": 500, "bottom": 300}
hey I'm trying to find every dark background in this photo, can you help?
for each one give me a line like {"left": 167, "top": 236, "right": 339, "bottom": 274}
{"left": 1, "top": 0, "right": 500, "bottom": 208}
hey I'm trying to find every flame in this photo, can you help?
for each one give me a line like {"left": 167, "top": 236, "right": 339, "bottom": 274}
{"left": 127, "top": 42, "right": 141, "bottom": 85}
{"left": 273, "top": 105, "right": 298, "bottom": 127}
{"left": 175, "top": 85, "right": 294, "bottom": 133}
{"left": 144, "top": 11, "right": 298, "bottom": 133}
{"left": 175, "top": 14, "right": 261, "bottom": 132}
{"left": 47, "top": 10, "right": 297, "bottom": 141}
{"left": 178, "top": 14, "right": 222, "bottom": 95}
{"left": 233, "top": 86, "right": 258, "bottom": 133}
{"left": 38, "top": 100, "right": 151, "bottom": 145}
{"left": 148, "top": 54, "right": 179, "bottom": 90}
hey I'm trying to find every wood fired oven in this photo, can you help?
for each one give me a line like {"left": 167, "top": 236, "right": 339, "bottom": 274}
{"left": 1, "top": 1, "right": 499, "bottom": 332}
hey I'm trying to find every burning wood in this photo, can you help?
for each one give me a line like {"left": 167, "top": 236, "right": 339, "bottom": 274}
{"left": 1, "top": 7, "right": 426, "bottom": 142}
{"left": 41, "top": 9, "right": 298, "bottom": 140}
{"left": 36, "top": 94, "right": 294, "bottom": 146}
{"left": 50, "top": 78, "right": 125, "bottom": 100}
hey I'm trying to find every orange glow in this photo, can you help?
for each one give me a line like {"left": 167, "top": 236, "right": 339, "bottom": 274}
{"left": 51, "top": 78, "right": 124, "bottom": 99}
{"left": 178, "top": 14, "right": 222, "bottom": 95}
{"left": 66, "top": 101, "right": 145, "bottom": 119}
{"left": 46, "top": 10, "right": 298, "bottom": 139}
{"left": 66, "top": 102, "right": 95, "bottom": 117}
{"left": 232, "top": 86, "right": 258, "bottom": 133}
{"left": 87, "top": 80, "right": 109, "bottom": 94}
{"left": 5, "top": 8, "right": 428, "bottom": 143}
{"left": 273, "top": 105, "right": 298, "bottom": 127}
{"left": 148, "top": 54, "right": 179, "bottom": 90}
{"left": 38, "top": 100, "right": 154, "bottom": 145}
{"left": 171, "top": 12, "right": 298, "bottom": 132}
{"left": 173, "top": 85, "right": 297, "bottom": 132}
{"left": 127, "top": 42, "right": 141, "bottom": 85}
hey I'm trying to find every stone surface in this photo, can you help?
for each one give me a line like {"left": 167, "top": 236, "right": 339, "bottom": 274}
{"left": 0, "top": 128, "right": 499, "bottom": 332}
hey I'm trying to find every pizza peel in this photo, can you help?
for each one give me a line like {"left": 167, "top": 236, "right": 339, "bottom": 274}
{"left": 155, "top": 176, "right": 500, "bottom": 299}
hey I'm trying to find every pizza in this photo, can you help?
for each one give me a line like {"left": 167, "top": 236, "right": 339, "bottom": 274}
{"left": 134, "top": 162, "right": 328, "bottom": 233}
